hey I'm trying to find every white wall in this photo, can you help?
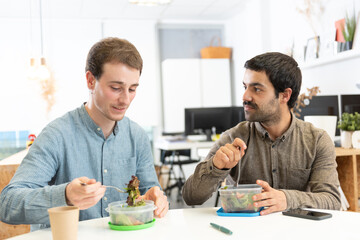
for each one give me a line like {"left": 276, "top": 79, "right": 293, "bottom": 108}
{"left": 103, "top": 19, "right": 161, "bottom": 127}
{"left": 267, "top": 0, "right": 360, "bottom": 96}
{"left": 225, "top": 0, "right": 360, "bottom": 104}
{"left": 0, "top": 18, "right": 161, "bottom": 135}
{"left": 301, "top": 57, "right": 360, "bottom": 95}
{"left": 0, "top": 15, "right": 227, "bottom": 137}
{"left": 45, "top": 19, "right": 102, "bottom": 124}
{"left": 2, "top": 0, "right": 360, "bottom": 136}
{"left": 224, "top": 0, "right": 265, "bottom": 106}
{"left": 0, "top": 18, "right": 47, "bottom": 133}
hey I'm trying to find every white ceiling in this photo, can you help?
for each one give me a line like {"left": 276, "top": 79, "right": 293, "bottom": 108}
{"left": 0, "top": 0, "right": 248, "bottom": 20}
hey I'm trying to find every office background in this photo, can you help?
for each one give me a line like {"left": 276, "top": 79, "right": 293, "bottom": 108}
{"left": 0, "top": 0, "right": 360, "bottom": 161}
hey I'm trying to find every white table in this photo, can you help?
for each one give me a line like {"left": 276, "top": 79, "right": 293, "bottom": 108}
{"left": 154, "top": 139, "right": 214, "bottom": 197}
{"left": 154, "top": 140, "right": 214, "bottom": 159}
{"left": 9, "top": 208, "right": 360, "bottom": 240}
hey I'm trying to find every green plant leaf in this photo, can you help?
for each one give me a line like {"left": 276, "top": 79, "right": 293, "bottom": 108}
{"left": 342, "top": 12, "right": 357, "bottom": 42}
{"left": 338, "top": 112, "right": 360, "bottom": 130}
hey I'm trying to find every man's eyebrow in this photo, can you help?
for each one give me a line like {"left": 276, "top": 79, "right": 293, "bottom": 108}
{"left": 109, "top": 81, "right": 139, "bottom": 87}
{"left": 243, "top": 82, "right": 265, "bottom": 87}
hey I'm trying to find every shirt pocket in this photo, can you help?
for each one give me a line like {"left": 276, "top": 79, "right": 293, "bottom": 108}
{"left": 116, "top": 156, "right": 136, "bottom": 178}
{"left": 286, "top": 168, "right": 311, "bottom": 191}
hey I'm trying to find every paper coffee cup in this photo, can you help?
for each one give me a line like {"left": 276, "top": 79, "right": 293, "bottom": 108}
{"left": 48, "top": 206, "right": 79, "bottom": 240}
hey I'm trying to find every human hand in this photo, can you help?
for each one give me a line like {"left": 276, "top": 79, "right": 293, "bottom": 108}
{"left": 65, "top": 177, "right": 106, "bottom": 210}
{"left": 212, "top": 138, "right": 247, "bottom": 169}
{"left": 141, "top": 186, "right": 168, "bottom": 218}
{"left": 252, "top": 180, "right": 287, "bottom": 215}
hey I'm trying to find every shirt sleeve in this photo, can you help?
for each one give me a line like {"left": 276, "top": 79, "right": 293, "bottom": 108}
{"left": 182, "top": 133, "right": 233, "bottom": 205}
{"left": 134, "top": 127, "right": 161, "bottom": 195}
{"left": 0, "top": 125, "right": 68, "bottom": 225}
{"left": 281, "top": 131, "right": 341, "bottom": 210}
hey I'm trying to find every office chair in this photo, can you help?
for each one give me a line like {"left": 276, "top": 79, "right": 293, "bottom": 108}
{"left": 159, "top": 149, "right": 199, "bottom": 201}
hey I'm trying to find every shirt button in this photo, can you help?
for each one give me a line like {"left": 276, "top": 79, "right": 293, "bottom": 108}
{"left": 210, "top": 166, "right": 213, "bottom": 170}
{"left": 104, "top": 169, "right": 108, "bottom": 173}
{"left": 272, "top": 169, "right": 277, "bottom": 173}
{"left": 272, "top": 145, "right": 275, "bottom": 148}
{"left": 97, "top": 128, "right": 101, "bottom": 131}
{"left": 104, "top": 197, "right": 108, "bottom": 201}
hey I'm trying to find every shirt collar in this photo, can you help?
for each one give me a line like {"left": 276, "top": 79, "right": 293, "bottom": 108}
{"left": 255, "top": 111, "right": 296, "bottom": 142}
{"left": 79, "top": 103, "right": 119, "bottom": 137}
{"left": 113, "top": 122, "right": 119, "bottom": 135}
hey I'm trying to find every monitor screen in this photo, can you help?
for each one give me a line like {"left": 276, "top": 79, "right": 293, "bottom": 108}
{"left": 184, "top": 107, "right": 245, "bottom": 136}
{"left": 341, "top": 94, "right": 360, "bottom": 114}
{"left": 296, "top": 95, "right": 340, "bottom": 136}
{"left": 231, "top": 107, "right": 245, "bottom": 127}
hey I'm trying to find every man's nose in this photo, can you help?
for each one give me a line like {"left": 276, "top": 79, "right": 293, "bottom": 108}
{"left": 118, "top": 91, "right": 130, "bottom": 105}
{"left": 243, "top": 88, "right": 252, "bottom": 102}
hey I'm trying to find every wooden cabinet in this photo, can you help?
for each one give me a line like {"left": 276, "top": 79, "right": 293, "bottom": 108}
{"left": 335, "top": 147, "right": 360, "bottom": 212}
{"left": 0, "top": 164, "right": 30, "bottom": 238}
{"left": 161, "top": 58, "right": 231, "bottom": 133}
{"left": 0, "top": 149, "right": 30, "bottom": 238}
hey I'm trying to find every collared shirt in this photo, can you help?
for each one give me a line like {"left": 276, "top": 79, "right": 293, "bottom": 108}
{"left": 182, "top": 113, "right": 341, "bottom": 210}
{"left": 0, "top": 104, "right": 159, "bottom": 230}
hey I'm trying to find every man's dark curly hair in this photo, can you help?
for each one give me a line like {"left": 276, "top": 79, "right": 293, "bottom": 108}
{"left": 244, "top": 52, "right": 302, "bottom": 109}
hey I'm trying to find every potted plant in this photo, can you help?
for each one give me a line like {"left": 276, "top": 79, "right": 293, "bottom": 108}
{"left": 342, "top": 12, "right": 357, "bottom": 51}
{"left": 337, "top": 112, "right": 360, "bottom": 148}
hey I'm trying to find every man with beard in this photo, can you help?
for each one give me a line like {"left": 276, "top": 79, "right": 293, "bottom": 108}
{"left": 182, "top": 52, "right": 340, "bottom": 215}
{"left": 0, "top": 38, "right": 168, "bottom": 230}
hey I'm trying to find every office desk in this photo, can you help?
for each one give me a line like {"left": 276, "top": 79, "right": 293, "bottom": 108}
{"left": 9, "top": 208, "right": 360, "bottom": 240}
{"left": 154, "top": 140, "right": 214, "bottom": 197}
{"left": 154, "top": 140, "right": 214, "bottom": 159}
{"left": 335, "top": 147, "right": 360, "bottom": 212}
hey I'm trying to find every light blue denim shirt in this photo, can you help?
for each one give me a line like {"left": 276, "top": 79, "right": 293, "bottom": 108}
{"left": 0, "top": 104, "right": 160, "bottom": 230}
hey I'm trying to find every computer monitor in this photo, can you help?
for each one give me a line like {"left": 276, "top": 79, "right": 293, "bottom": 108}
{"left": 230, "top": 107, "right": 245, "bottom": 127}
{"left": 184, "top": 107, "right": 245, "bottom": 136}
{"left": 296, "top": 95, "right": 340, "bottom": 136}
{"left": 340, "top": 94, "right": 360, "bottom": 114}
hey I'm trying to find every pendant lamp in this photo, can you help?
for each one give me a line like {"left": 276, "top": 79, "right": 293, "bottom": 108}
{"left": 28, "top": 0, "right": 50, "bottom": 82}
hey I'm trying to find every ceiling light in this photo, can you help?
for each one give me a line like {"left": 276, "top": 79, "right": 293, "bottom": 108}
{"left": 28, "top": 0, "right": 51, "bottom": 82}
{"left": 38, "top": 57, "right": 51, "bottom": 81}
{"left": 128, "top": 0, "right": 172, "bottom": 6}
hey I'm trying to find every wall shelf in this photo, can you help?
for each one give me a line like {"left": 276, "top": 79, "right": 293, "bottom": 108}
{"left": 300, "top": 49, "right": 360, "bottom": 70}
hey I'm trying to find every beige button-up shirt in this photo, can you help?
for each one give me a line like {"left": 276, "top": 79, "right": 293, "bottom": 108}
{"left": 182, "top": 113, "right": 341, "bottom": 210}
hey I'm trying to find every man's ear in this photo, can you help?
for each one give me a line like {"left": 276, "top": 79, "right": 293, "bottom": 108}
{"left": 281, "top": 88, "right": 292, "bottom": 104}
{"left": 86, "top": 71, "right": 96, "bottom": 90}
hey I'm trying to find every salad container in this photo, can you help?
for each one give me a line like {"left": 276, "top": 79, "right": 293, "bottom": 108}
{"left": 219, "top": 184, "right": 262, "bottom": 213}
{"left": 106, "top": 200, "right": 156, "bottom": 226}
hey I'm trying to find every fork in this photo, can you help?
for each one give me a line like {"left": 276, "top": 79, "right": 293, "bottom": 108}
{"left": 234, "top": 160, "right": 240, "bottom": 188}
{"left": 80, "top": 182, "right": 127, "bottom": 193}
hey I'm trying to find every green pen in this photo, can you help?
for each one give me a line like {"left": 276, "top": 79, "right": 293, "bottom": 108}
{"left": 210, "top": 222, "right": 233, "bottom": 235}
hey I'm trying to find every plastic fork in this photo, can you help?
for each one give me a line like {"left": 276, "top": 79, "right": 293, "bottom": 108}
{"left": 234, "top": 146, "right": 244, "bottom": 187}
{"left": 234, "top": 160, "right": 241, "bottom": 187}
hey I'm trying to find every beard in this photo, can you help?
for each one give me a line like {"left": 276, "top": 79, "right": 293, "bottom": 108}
{"left": 244, "top": 97, "right": 281, "bottom": 125}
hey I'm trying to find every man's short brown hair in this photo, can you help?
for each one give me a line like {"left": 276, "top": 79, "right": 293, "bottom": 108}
{"left": 85, "top": 37, "right": 143, "bottom": 80}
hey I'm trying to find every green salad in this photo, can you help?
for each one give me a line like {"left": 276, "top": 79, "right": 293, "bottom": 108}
{"left": 220, "top": 187, "right": 259, "bottom": 213}
{"left": 109, "top": 176, "right": 152, "bottom": 226}
{"left": 125, "top": 175, "right": 145, "bottom": 207}
{"left": 110, "top": 205, "right": 153, "bottom": 226}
